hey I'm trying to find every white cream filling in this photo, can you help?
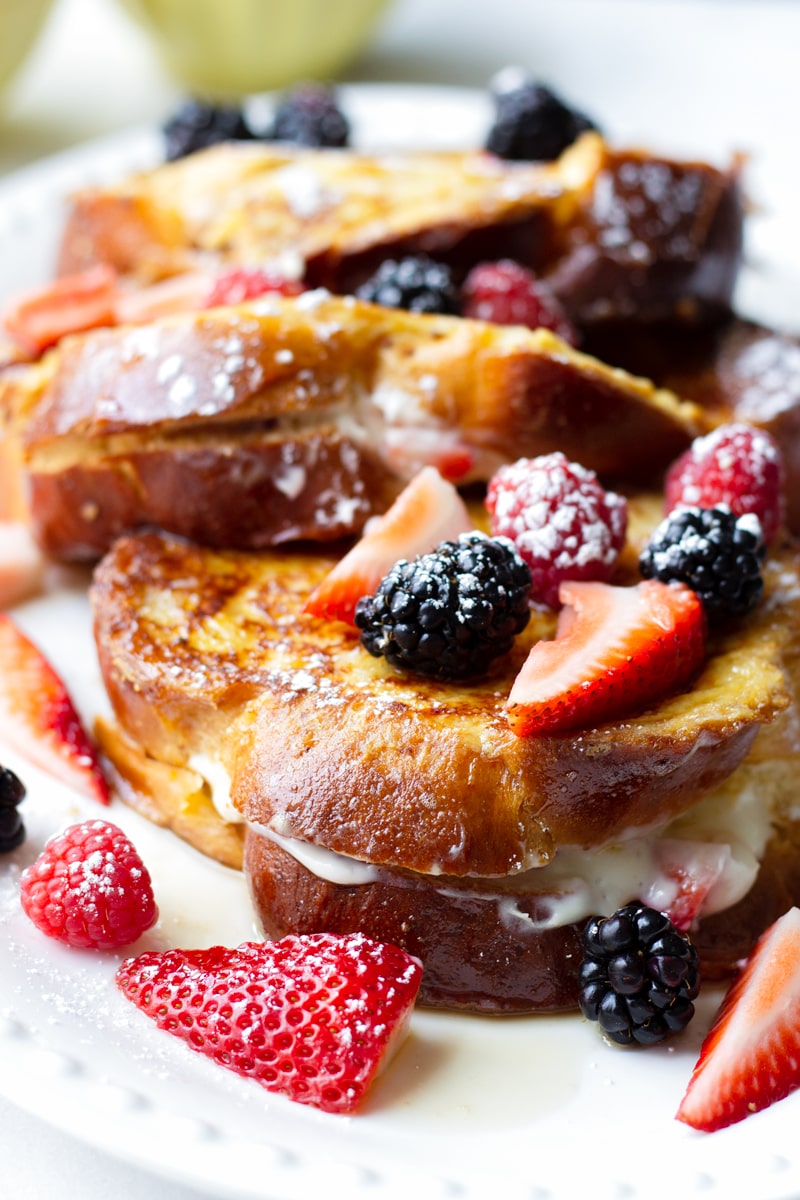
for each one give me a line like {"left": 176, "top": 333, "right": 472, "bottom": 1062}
{"left": 193, "top": 755, "right": 773, "bottom": 930}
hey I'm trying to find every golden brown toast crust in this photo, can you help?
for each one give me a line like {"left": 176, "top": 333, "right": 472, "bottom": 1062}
{"left": 8, "top": 295, "right": 703, "bottom": 561}
{"left": 54, "top": 137, "right": 742, "bottom": 328}
{"left": 56, "top": 139, "right": 603, "bottom": 286}
{"left": 90, "top": 514, "right": 791, "bottom": 879}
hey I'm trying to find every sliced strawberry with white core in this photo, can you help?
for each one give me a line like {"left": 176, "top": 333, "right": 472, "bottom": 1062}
{"left": 304, "top": 466, "right": 472, "bottom": 624}
{"left": 0, "top": 614, "right": 109, "bottom": 803}
{"left": 507, "top": 579, "right": 706, "bottom": 736}
{"left": 677, "top": 906, "right": 800, "bottom": 1132}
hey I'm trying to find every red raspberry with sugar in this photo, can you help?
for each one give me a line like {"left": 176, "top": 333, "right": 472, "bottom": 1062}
{"left": 20, "top": 819, "right": 158, "bottom": 950}
{"left": 664, "top": 423, "right": 785, "bottom": 544}
{"left": 461, "top": 259, "right": 578, "bottom": 343}
{"left": 205, "top": 266, "right": 303, "bottom": 308}
{"left": 486, "top": 452, "right": 628, "bottom": 608}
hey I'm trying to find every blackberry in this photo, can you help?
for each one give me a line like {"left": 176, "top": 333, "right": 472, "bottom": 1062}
{"left": 267, "top": 83, "right": 350, "bottom": 148}
{"left": 579, "top": 903, "right": 699, "bottom": 1046}
{"left": 0, "top": 765, "right": 26, "bottom": 853}
{"left": 639, "top": 505, "right": 766, "bottom": 619}
{"left": 354, "top": 533, "right": 532, "bottom": 680}
{"left": 485, "top": 69, "right": 598, "bottom": 161}
{"left": 164, "top": 99, "right": 254, "bottom": 161}
{"left": 356, "top": 255, "right": 460, "bottom": 316}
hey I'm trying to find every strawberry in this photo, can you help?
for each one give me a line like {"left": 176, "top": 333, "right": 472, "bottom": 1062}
{"left": 116, "top": 932, "right": 423, "bottom": 1114}
{"left": 677, "top": 906, "right": 800, "bottom": 1132}
{"left": 304, "top": 466, "right": 472, "bottom": 625}
{"left": 0, "top": 614, "right": 110, "bottom": 803}
{"left": 664, "top": 423, "right": 785, "bottom": 544}
{"left": 3, "top": 264, "right": 119, "bottom": 356}
{"left": 506, "top": 578, "right": 706, "bottom": 736}
{"left": 204, "top": 266, "right": 303, "bottom": 308}
{"left": 20, "top": 819, "right": 158, "bottom": 949}
{"left": 645, "top": 839, "right": 730, "bottom": 932}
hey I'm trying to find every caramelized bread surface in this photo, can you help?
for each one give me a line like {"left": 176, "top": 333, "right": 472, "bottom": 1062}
{"left": 90, "top": 516, "right": 792, "bottom": 878}
{"left": 7, "top": 296, "right": 703, "bottom": 561}
{"left": 56, "top": 139, "right": 600, "bottom": 288}
{"left": 54, "top": 136, "right": 742, "bottom": 326}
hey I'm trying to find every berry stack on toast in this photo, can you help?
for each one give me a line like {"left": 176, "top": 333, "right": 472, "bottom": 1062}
{"left": 4, "top": 79, "right": 800, "bottom": 1125}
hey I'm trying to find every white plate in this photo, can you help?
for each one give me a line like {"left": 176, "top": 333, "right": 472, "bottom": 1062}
{"left": 1, "top": 83, "right": 799, "bottom": 1200}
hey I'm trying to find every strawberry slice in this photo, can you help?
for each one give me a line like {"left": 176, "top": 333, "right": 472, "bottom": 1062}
{"left": 3, "top": 264, "right": 120, "bottom": 356}
{"left": 0, "top": 614, "right": 109, "bottom": 804}
{"left": 645, "top": 839, "right": 731, "bottom": 932}
{"left": 117, "top": 932, "right": 423, "bottom": 1114}
{"left": 506, "top": 579, "right": 706, "bottom": 736}
{"left": 677, "top": 906, "right": 800, "bottom": 1131}
{"left": 304, "top": 466, "right": 473, "bottom": 625}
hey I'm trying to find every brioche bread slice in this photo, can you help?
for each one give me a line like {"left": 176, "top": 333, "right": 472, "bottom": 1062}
{"left": 53, "top": 135, "right": 742, "bottom": 329}
{"left": 2, "top": 293, "right": 703, "bottom": 561}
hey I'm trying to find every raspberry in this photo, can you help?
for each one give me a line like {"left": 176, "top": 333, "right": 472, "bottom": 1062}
{"left": 462, "top": 260, "right": 578, "bottom": 344}
{"left": 665, "top": 423, "right": 785, "bottom": 544}
{"left": 20, "top": 819, "right": 158, "bottom": 950}
{"left": 205, "top": 267, "right": 303, "bottom": 308}
{"left": 117, "top": 932, "right": 422, "bottom": 1113}
{"left": 486, "top": 453, "right": 628, "bottom": 608}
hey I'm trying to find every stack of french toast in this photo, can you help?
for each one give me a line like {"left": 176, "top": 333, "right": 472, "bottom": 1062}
{"left": 3, "top": 80, "right": 800, "bottom": 1018}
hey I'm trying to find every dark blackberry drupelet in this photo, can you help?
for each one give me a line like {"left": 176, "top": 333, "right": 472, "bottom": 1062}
{"left": 0, "top": 765, "right": 26, "bottom": 853}
{"left": 485, "top": 70, "right": 598, "bottom": 161}
{"left": 579, "top": 903, "right": 700, "bottom": 1046}
{"left": 267, "top": 83, "right": 350, "bottom": 147}
{"left": 354, "top": 533, "right": 532, "bottom": 680}
{"left": 639, "top": 505, "right": 766, "bottom": 619}
{"left": 355, "top": 255, "right": 460, "bottom": 315}
{"left": 163, "top": 99, "right": 254, "bottom": 161}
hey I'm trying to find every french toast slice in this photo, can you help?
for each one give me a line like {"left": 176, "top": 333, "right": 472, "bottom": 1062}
{"left": 55, "top": 139, "right": 600, "bottom": 288}
{"left": 53, "top": 135, "right": 743, "bottom": 329}
{"left": 90, "top": 498, "right": 791, "bottom": 875}
{"left": 89, "top": 504, "right": 798, "bottom": 1010}
{"left": 3, "top": 294, "right": 703, "bottom": 561}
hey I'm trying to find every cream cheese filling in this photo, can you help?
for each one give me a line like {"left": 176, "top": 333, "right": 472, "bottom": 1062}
{"left": 193, "top": 754, "right": 773, "bottom": 930}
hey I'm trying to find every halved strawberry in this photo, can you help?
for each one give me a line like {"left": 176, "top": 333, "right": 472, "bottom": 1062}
{"left": 3, "top": 264, "right": 120, "bottom": 356}
{"left": 117, "top": 932, "right": 423, "bottom": 1114}
{"left": 506, "top": 579, "right": 706, "bottom": 736}
{"left": 677, "top": 906, "right": 800, "bottom": 1131}
{"left": 0, "top": 614, "right": 109, "bottom": 803}
{"left": 303, "top": 466, "right": 472, "bottom": 625}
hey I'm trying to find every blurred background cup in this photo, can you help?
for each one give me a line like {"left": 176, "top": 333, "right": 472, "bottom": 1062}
{"left": 0, "top": 0, "right": 55, "bottom": 97}
{"left": 119, "top": 0, "right": 394, "bottom": 97}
